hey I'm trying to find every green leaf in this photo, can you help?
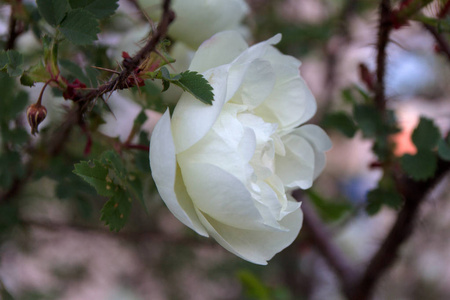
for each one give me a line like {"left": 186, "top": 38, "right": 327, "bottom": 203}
{"left": 438, "top": 137, "right": 450, "bottom": 161}
{"left": 321, "top": 111, "right": 357, "bottom": 138}
{"left": 366, "top": 187, "right": 403, "bottom": 215}
{"left": 353, "top": 104, "right": 383, "bottom": 138}
{"left": 307, "top": 190, "right": 352, "bottom": 222}
{"left": 0, "top": 50, "right": 24, "bottom": 77}
{"left": 6, "top": 51, "right": 24, "bottom": 77}
{"left": 69, "top": 0, "right": 119, "bottom": 19}
{"left": 1, "top": 127, "right": 29, "bottom": 145}
{"left": 73, "top": 160, "right": 114, "bottom": 196}
{"left": 0, "top": 151, "right": 25, "bottom": 189}
{"left": 59, "top": 9, "right": 100, "bottom": 45}
{"left": 173, "top": 71, "right": 214, "bottom": 105}
{"left": 237, "top": 270, "right": 271, "bottom": 300}
{"left": 0, "top": 84, "right": 28, "bottom": 121}
{"left": 21, "top": 61, "right": 52, "bottom": 86}
{"left": 37, "top": 0, "right": 70, "bottom": 26}
{"left": 0, "top": 51, "right": 8, "bottom": 70}
{"left": 411, "top": 117, "right": 440, "bottom": 150}
{"left": 60, "top": 59, "right": 90, "bottom": 85}
{"left": 100, "top": 189, "right": 132, "bottom": 232}
{"left": 400, "top": 150, "right": 438, "bottom": 181}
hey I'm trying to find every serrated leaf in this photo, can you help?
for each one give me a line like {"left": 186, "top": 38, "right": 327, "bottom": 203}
{"left": 37, "top": 0, "right": 70, "bottom": 26}
{"left": 100, "top": 189, "right": 132, "bottom": 231}
{"left": 322, "top": 111, "right": 357, "bottom": 138}
{"left": 59, "top": 9, "right": 100, "bottom": 45}
{"left": 354, "top": 104, "right": 382, "bottom": 138}
{"left": 438, "top": 137, "right": 450, "bottom": 161}
{"left": 400, "top": 150, "right": 438, "bottom": 181}
{"left": 69, "top": 0, "right": 119, "bottom": 19}
{"left": 162, "top": 79, "right": 170, "bottom": 92}
{"left": 21, "top": 61, "right": 52, "bottom": 86}
{"left": 411, "top": 117, "right": 440, "bottom": 150}
{"left": 0, "top": 50, "right": 24, "bottom": 77}
{"left": 366, "top": 187, "right": 403, "bottom": 215}
{"left": 173, "top": 71, "right": 214, "bottom": 105}
{"left": 73, "top": 160, "right": 114, "bottom": 196}
{"left": 100, "top": 150, "right": 126, "bottom": 179}
{"left": 6, "top": 50, "right": 24, "bottom": 77}
{"left": 0, "top": 51, "right": 8, "bottom": 70}
{"left": 160, "top": 66, "right": 171, "bottom": 80}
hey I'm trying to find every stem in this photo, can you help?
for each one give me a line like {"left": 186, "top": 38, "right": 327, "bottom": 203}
{"left": 125, "top": 144, "right": 150, "bottom": 152}
{"left": 350, "top": 159, "right": 450, "bottom": 300}
{"left": 374, "top": 0, "right": 392, "bottom": 112}
{"left": 36, "top": 79, "right": 53, "bottom": 106}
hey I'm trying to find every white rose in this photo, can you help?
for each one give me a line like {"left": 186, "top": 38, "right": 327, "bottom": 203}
{"left": 138, "top": 0, "right": 249, "bottom": 49}
{"left": 150, "top": 31, "right": 331, "bottom": 264}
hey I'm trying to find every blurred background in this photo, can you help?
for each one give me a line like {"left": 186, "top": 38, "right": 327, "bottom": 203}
{"left": 1, "top": 0, "right": 450, "bottom": 299}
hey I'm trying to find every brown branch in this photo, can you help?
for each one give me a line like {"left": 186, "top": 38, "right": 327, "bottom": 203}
{"left": 349, "top": 159, "right": 450, "bottom": 300}
{"left": 423, "top": 24, "right": 450, "bottom": 63}
{"left": 374, "top": 0, "right": 392, "bottom": 112}
{"left": 0, "top": 0, "right": 174, "bottom": 204}
{"left": 294, "top": 190, "right": 358, "bottom": 296}
{"left": 5, "top": 1, "right": 24, "bottom": 50}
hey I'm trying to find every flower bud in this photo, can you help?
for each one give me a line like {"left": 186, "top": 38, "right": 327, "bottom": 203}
{"left": 26, "top": 103, "right": 47, "bottom": 135}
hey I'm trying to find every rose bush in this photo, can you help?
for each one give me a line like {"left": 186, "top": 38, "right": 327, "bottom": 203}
{"left": 150, "top": 31, "right": 331, "bottom": 264}
{"left": 138, "top": 0, "right": 249, "bottom": 49}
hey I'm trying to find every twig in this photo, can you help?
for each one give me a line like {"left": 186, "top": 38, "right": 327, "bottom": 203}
{"left": 0, "top": 0, "right": 174, "bottom": 204}
{"left": 423, "top": 24, "right": 450, "bottom": 62}
{"left": 5, "top": 1, "right": 24, "bottom": 50}
{"left": 349, "top": 159, "right": 450, "bottom": 300}
{"left": 374, "top": 0, "right": 392, "bottom": 112}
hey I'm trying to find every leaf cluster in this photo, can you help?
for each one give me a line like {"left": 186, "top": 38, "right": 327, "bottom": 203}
{"left": 73, "top": 151, "right": 146, "bottom": 231}
{"left": 36, "top": 0, "right": 119, "bottom": 45}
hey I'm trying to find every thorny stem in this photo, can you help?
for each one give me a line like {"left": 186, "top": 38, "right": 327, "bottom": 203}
{"left": 302, "top": 1, "right": 450, "bottom": 299}
{"left": 0, "top": 0, "right": 174, "bottom": 203}
{"left": 423, "top": 24, "right": 450, "bottom": 62}
{"left": 374, "top": 0, "right": 392, "bottom": 112}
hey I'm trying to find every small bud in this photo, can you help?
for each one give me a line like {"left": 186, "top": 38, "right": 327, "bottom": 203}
{"left": 26, "top": 103, "right": 47, "bottom": 135}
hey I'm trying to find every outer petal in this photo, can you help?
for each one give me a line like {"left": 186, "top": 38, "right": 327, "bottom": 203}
{"left": 171, "top": 65, "right": 229, "bottom": 153}
{"left": 149, "top": 110, "right": 208, "bottom": 236}
{"left": 189, "top": 31, "right": 248, "bottom": 73}
{"left": 195, "top": 205, "right": 303, "bottom": 265}
{"left": 179, "top": 162, "right": 268, "bottom": 230}
{"left": 292, "top": 125, "right": 332, "bottom": 179}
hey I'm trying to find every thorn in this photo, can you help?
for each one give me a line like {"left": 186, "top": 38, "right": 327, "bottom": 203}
{"left": 91, "top": 66, "right": 120, "bottom": 74}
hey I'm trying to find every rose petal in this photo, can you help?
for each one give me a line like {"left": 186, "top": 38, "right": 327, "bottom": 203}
{"left": 179, "top": 162, "right": 268, "bottom": 230}
{"left": 189, "top": 31, "right": 248, "bottom": 73}
{"left": 292, "top": 125, "right": 332, "bottom": 179}
{"left": 195, "top": 205, "right": 303, "bottom": 265}
{"left": 149, "top": 110, "right": 208, "bottom": 236}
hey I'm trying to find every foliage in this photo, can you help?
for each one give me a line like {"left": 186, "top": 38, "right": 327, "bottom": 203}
{"left": 0, "top": 0, "right": 449, "bottom": 299}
